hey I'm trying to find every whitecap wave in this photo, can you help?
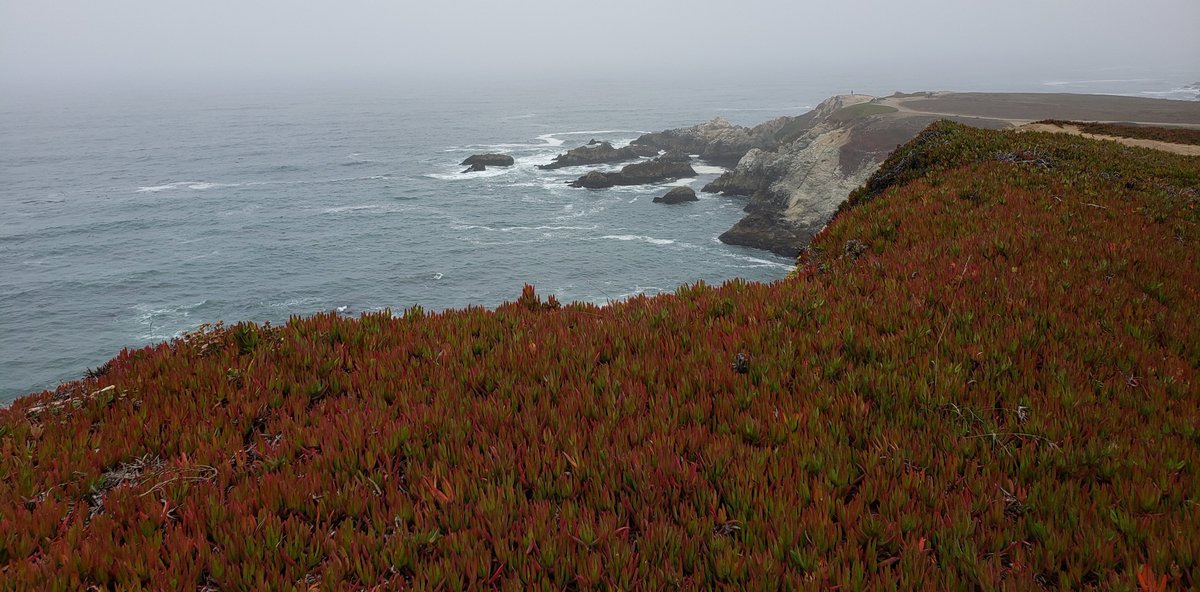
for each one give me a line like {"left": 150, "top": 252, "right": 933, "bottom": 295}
{"left": 136, "top": 181, "right": 235, "bottom": 193}
{"left": 1043, "top": 78, "right": 1157, "bottom": 86}
{"left": 137, "top": 175, "right": 390, "bottom": 193}
{"left": 535, "top": 133, "right": 566, "bottom": 147}
{"left": 599, "top": 234, "right": 675, "bottom": 246}
{"left": 454, "top": 224, "right": 598, "bottom": 233}
{"left": 320, "top": 204, "right": 407, "bottom": 215}
{"left": 718, "top": 252, "right": 794, "bottom": 270}
{"left": 133, "top": 300, "right": 214, "bottom": 340}
{"left": 424, "top": 167, "right": 512, "bottom": 181}
{"left": 546, "top": 129, "right": 649, "bottom": 137}
{"left": 1134, "top": 88, "right": 1200, "bottom": 101}
{"left": 266, "top": 299, "right": 305, "bottom": 309}
{"left": 692, "top": 165, "right": 726, "bottom": 175}
{"left": 554, "top": 202, "right": 606, "bottom": 221}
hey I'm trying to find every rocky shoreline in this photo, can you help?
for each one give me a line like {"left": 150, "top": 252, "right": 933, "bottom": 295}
{"left": 466, "top": 91, "right": 1200, "bottom": 258}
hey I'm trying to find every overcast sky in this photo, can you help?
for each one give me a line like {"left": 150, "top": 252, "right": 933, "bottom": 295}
{"left": 2, "top": 0, "right": 1197, "bottom": 92}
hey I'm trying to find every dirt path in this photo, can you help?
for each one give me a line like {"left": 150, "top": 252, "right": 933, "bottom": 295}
{"left": 875, "top": 92, "right": 1200, "bottom": 131}
{"left": 867, "top": 93, "right": 1200, "bottom": 155}
{"left": 1014, "top": 123, "right": 1200, "bottom": 156}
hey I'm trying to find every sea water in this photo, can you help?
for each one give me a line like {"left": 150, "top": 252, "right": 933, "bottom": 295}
{"left": 2, "top": 74, "right": 1195, "bottom": 402}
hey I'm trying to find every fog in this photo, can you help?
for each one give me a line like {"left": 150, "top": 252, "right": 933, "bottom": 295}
{"left": 1, "top": 0, "right": 1197, "bottom": 94}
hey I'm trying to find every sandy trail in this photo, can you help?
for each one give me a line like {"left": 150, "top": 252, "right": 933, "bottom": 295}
{"left": 866, "top": 92, "right": 1200, "bottom": 155}
{"left": 1014, "top": 123, "right": 1200, "bottom": 156}
{"left": 875, "top": 92, "right": 1200, "bottom": 130}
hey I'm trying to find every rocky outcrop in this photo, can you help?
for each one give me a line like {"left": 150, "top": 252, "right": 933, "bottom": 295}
{"left": 461, "top": 163, "right": 487, "bottom": 173}
{"left": 619, "top": 158, "right": 697, "bottom": 184}
{"left": 654, "top": 186, "right": 698, "bottom": 204}
{"left": 571, "top": 171, "right": 615, "bottom": 189}
{"left": 461, "top": 154, "right": 514, "bottom": 167}
{"left": 718, "top": 214, "right": 815, "bottom": 255}
{"left": 539, "top": 142, "right": 659, "bottom": 170}
{"left": 568, "top": 157, "right": 697, "bottom": 188}
{"left": 701, "top": 160, "right": 768, "bottom": 197}
{"left": 712, "top": 95, "right": 926, "bottom": 257}
{"left": 630, "top": 116, "right": 799, "bottom": 167}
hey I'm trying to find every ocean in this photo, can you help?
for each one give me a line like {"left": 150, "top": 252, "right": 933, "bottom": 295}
{"left": 2, "top": 73, "right": 1196, "bottom": 402}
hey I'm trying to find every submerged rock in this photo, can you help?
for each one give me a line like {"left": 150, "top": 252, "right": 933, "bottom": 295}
{"left": 654, "top": 186, "right": 698, "bottom": 204}
{"left": 461, "top": 163, "right": 487, "bottom": 173}
{"left": 461, "top": 154, "right": 515, "bottom": 167}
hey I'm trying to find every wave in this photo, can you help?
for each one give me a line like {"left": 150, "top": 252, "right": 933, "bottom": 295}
{"left": 320, "top": 204, "right": 408, "bottom": 215}
{"left": 1042, "top": 78, "right": 1158, "bottom": 86}
{"left": 135, "top": 175, "right": 391, "bottom": 193}
{"left": 133, "top": 299, "right": 216, "bottom": 340}
{"left": 613, "top": 285, "right": 668, "bottom": 300}
{"left": 535, "top": 133, "right": 565, "bottom": 147}
{"left": 692, "top": 165, "right": 726, "bottom": 175}
{"left": 553, "top": 202, "right": 607, "bottom": 221}
{"left": 545, "top": 129, "right": 649, "bottom": 137}
{"left": 441, "top": 129, "right": 648, "bottom": 153}
{"left": 598, "top": 234, "right": 675, "bottom": 246}
{"left": 453, "top": 224, "right": 598, "bottom": 233}
{"left": 136, "top": 181, "right": 233, "bottom": 193}
{"left": 716, "top": 250, "right": 794, "bottom": 270}
{"left": 424, "top": 167, "right": 512, "bottom": 181}
{"left": 1134, "top": 88, "right": 1200, "bottom": 101}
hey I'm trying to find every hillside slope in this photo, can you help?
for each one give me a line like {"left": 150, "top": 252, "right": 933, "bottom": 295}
{"left": 2, "top": 122, "right": 1198, "bottom": 590}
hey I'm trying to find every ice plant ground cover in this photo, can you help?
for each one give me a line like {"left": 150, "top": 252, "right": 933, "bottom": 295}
{"left": 2, "top": 122, "right": 1197, "bottom": 590}
{"left": 1032, "top": 120, "right": 1200, "bottom": 147}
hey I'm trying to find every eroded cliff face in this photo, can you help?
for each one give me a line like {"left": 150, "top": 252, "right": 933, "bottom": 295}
{"left": 708, "top": 95, "right": 944, "bottom": 257}
{"left": 631, "top": 116, "right": 795, "bottom": 167}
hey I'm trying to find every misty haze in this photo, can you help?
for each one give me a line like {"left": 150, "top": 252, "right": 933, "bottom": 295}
{"left": 1, "top": 0, "right": 1198, "bottom": 588}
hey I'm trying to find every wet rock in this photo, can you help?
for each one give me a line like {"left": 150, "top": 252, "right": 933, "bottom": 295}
{"left": 718, "top": 213, "right": 815, "bottom": 258}
{"left": 569, "top": 157, "right": 697, "bottom": 188}
{"left": 460, "top": 154, "right": 515, "bottom": 167}
{"left": 569, "top": 171, "right": 615, "bottom": 189}
{"left": 461, "top": 163, "right": 487, "bottom": 173}
{"left": 654, "top": 186, "right": 698, "bottom": 204}
{"left": 540, "top": 142, "right": 656, "bottom": 170}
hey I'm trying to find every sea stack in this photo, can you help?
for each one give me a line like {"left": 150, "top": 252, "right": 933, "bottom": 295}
{"left": 460, "top": 154, "right": 515, "bottom": 167}
{"left": 654, "top": 186, "right": 698, "bottom": 204}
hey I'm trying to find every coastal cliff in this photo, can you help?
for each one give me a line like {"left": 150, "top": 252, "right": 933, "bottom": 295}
{"left": 654, "top": 91, "right": 1200, "bottom": 257}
